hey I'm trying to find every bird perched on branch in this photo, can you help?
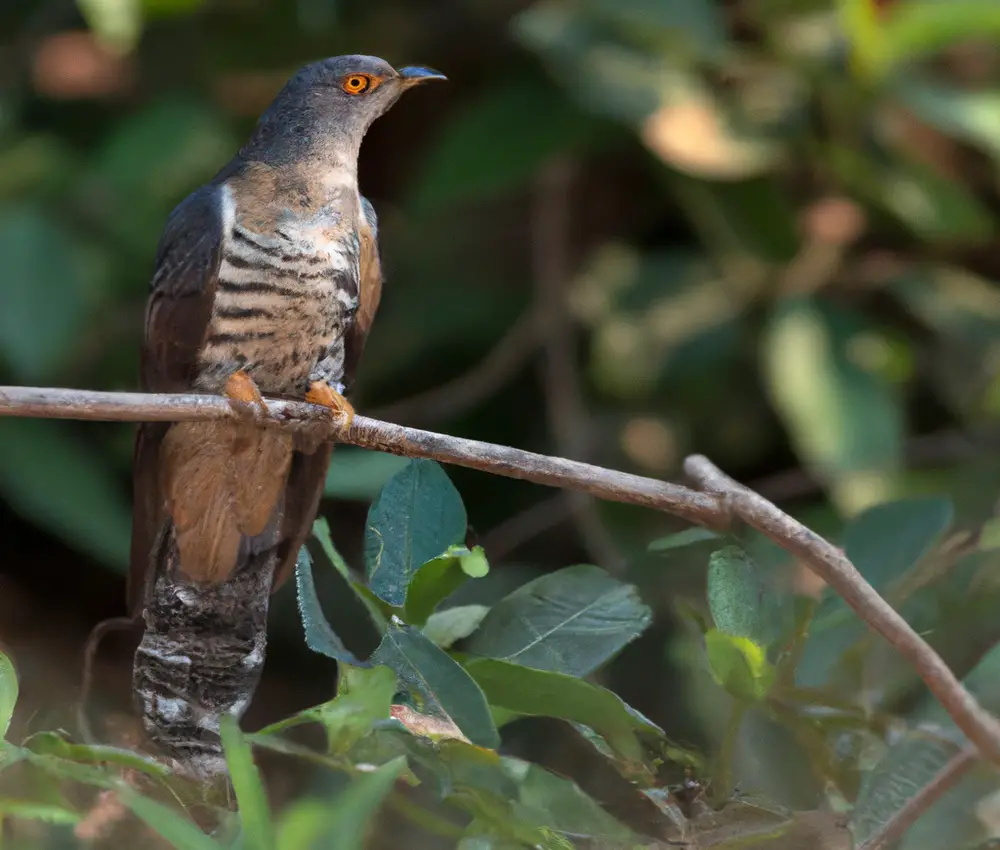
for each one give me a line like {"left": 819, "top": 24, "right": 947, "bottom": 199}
{"left": 128, "top": 54, "right": 445, "bottom": 773}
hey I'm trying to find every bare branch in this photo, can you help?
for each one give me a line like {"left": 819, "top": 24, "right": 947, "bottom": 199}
{"left": 684, "top": 455, "right": 1000, "bottom": 768}
{"left": 4, "top": 384, "right": 1000, "bottom": 772}
{"left": 0, "top": 386, "right": 723, "bottom": 527}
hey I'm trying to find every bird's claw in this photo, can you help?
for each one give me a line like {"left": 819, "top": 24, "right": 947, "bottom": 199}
{"left": 305, "top": 381, "right": 355, "bottom": 431}
{"left": 224, "top": 370, "right": 268, "bottom": 423}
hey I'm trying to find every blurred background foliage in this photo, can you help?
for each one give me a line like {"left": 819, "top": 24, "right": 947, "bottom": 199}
{"left": 7, "top": 0, "right": 1000, "bottom": 843}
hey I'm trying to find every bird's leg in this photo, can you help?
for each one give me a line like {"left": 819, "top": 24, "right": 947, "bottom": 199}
{"left": 224, "top": 369, "right": 268, "bottom": 422}
{"left": 305, "top": 380, "right": 355, "bottom": 429}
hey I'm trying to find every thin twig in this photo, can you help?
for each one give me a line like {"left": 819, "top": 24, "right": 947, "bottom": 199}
{"left": 4, "top": 385, "right": 1000, "bottom": 769}
{"left": 856, "top": 746, "right": 978, "bottom": 850}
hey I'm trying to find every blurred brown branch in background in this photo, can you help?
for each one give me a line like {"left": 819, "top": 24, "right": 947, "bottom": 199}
{"left": 3, "top": 383, "right": 1000, "bottom": 779}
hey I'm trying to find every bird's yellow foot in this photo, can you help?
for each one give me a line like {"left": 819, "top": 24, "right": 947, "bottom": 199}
{"left": 306, "top": 381, "right": 355, "bottom": 429}
{"left": 224, "top": 370, "right": 267, "bottom": 419}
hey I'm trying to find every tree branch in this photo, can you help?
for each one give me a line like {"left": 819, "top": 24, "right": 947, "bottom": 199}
{"left": 4, "top": 384, "right": 1000, "bottom": 772}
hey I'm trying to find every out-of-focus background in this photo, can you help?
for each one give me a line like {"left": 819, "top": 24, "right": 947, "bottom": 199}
{"left": 4, "top": 0, "right": 1000, "bottom": 813}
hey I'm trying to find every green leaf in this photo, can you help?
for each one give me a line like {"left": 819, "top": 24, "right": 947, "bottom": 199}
{"left": 372, "top": 622, "right": 499, "bottom": 749}
{"left": 324, "top": 448, "right": 411, "bottom": 501}
{"left": 423, "top": 605, "right": 492, "bottom": 649}
{"left": 763, "top": 298, "right": 903, "bottom": 510}
{"left": 587, "top": 0, "right": 728, "bottom": 59}
{"left": 277, "top": 758, "right": 405, "bottom": 850}
{"left": 123, "top": 791, "right": 226, "bottom": 850}
{"left": 852, "top": 642, "right": 1000, "bottom": 848}
{"left": 704, "top": 629, "right": 775, "bottom": 702}
{"left": 319, "top": 664, "right": 397, "bottom": 754}
{"left": 504, "top": 759, "right": 637, "bottom": 841}
{"left": 0, "top": 419, "right": 131, "bottom": 568}
{"left": 0, "top": 207, "right": 93, "bottom": 382}
{"left": 648, "top": 527, "right": 722, "bottom": 552}
{"left": 894, "top": 81, "right": 1000, "bottom": 161}
{"left": 0, "top": 650, "right": 16, "bottom": 739}
{"left": 221, "top": 716, "right": 274, "bottom": 850}
{"left": 295, "top": 546, "right": 368, "bottom": 666}
{"left": 409, "top": 78, "right": 609, "bottom": 212}
{"left": 465, "top": 565, "right": 651, "bottom": 677}
{"left": 365, "top": 459, "right": 468, "bottom": 607}
{"left": 463, "top": 658, "right": 644, "bottom": 763}
{"left": 78, "top": 0, "right": 143, "bottom": 52}
{"left": 707, "top": 546, "right": 785, "bottom": 648}
{"left": 311, "top": 518, "right": 389, "bottom": 633}
{"left": 18, "top": 732, "right": 166, "bottom": 778}
{"left": 0, "top": 799, "right": 79, "bottom": 825}
{"left": 404, "top": 545, "right": 489, "bottom": 627}
{"left": 843, "top": 496, "right": 953, "bottom": 591}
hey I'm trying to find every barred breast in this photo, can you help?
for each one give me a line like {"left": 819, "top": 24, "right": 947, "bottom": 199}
{"left": 196, "top": 184, "right": 361, "bottom": 397}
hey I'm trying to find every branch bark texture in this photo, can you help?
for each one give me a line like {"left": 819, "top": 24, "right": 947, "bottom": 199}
{"left": 3, "top": 384, "right": 1000, "bottom": 770}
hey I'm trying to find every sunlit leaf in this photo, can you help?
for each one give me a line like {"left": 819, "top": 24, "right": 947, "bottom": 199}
{"left": 0, "top": 650, "right": 16, "bottom": 740}
{"left": 365, "top": 460, "right": 468, "bottom": 606}
{"left": 372, "top": 622, "right": 499, "bottom": 749}
{"left": 704, "top": 629, "right": 775, "bottom": 702}
{"left": 465, "top": 565, "right": 651, "bottom": 677}
{"left": 221, "top": 716, "right": 274, "bottom": 850}
{"left": 423, "top": 605, "right": 492, "bottom": 649}
{"left": 405, "top": 545, "right": 489, "bottom": 627}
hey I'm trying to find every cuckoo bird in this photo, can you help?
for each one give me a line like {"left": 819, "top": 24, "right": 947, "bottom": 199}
{"left": 129, "top": 55, "right": 444, "bottom": 772}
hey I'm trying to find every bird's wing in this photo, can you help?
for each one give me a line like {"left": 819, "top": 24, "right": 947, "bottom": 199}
{"left": 128, "top": 185, "right": 224, "bottom": 616}
{"left": 269, "top": 196, "right": 384, "bottom": 592}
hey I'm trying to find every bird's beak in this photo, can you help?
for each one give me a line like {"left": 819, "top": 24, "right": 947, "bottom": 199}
{"left": 397, "top": 65, "right": 448, "bottom": 87}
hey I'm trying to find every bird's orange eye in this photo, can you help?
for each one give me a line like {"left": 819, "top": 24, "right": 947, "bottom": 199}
{"left": 341, "top": 74, "right": 372, "bottom": 95}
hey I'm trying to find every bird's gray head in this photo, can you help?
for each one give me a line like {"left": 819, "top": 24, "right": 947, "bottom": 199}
{"left": 240, "top": 54, "right": 446, "bottom": 169}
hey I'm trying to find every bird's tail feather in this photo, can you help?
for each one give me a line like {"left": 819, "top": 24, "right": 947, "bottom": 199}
{"left": 132, "top": 519, "right": 279, "bottom": 776}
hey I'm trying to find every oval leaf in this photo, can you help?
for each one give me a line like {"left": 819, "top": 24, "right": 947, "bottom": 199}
{"left": 0, "top": 650, "right": 16, "bottom": 740}
{"left": 372, "top": 622, "right": 499, "bottom": 749}
{"left": 365, "top": 460, "right": 467, "bottom": 606}
{"left": 465, "top": 565, "right": 652, "bottom": 677}
{"left": 707, "top": 546, "right": 784, "bottom": 648}
{"left": 704, "top": 629, "right": 775, "bottom": 702}
{"left": 295, "top": 547, "right": 369, "bottom": 667}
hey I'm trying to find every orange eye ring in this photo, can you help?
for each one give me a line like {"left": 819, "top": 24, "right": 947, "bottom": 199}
{"left": 341, "top": 74, "right": 372, "bottom": 95}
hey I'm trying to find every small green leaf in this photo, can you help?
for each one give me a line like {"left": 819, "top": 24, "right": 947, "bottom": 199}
{"left": 648, "top": 527, "right": 722, "bottom": 552}
{"left": 123, "top": 791, "right": 226, "bottom": 850}
{"left": 372, "top": 622, "right": 499, "bottom": 749}
{"left": 464, "top": 658, "right": 644, "bottom": 763}
{"left": 465, "top": 565, "right": 651, "bottom": 677}
{"left": 707, "top": 546, "right": 784, "bottom": 648}
{"left": 423, "top": 605, "right": 492, "bottom": 649}
{"left": 295, "top": 546, "right": 368, "bottom": 666}
{"left": 0, "top": 419, "right": 131, "bottom": 569}
{"left": 221, "top": 716, "right": 274, "bottom": 850}
{"left": 0, "top": 650, "right": 17, "bottom": 739}
{"left": 405, "top": 545, "right": 489, "bottom": 627}
{"left": 365, "top": 460, "right": 468, "bottom": 606}
{"left": 704, "top": 629, "right": 775, "bottom": 702}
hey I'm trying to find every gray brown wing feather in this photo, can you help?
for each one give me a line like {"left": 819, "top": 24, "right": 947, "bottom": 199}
{"left": 128, "top": 185, "right": 224, "bottom": 615}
